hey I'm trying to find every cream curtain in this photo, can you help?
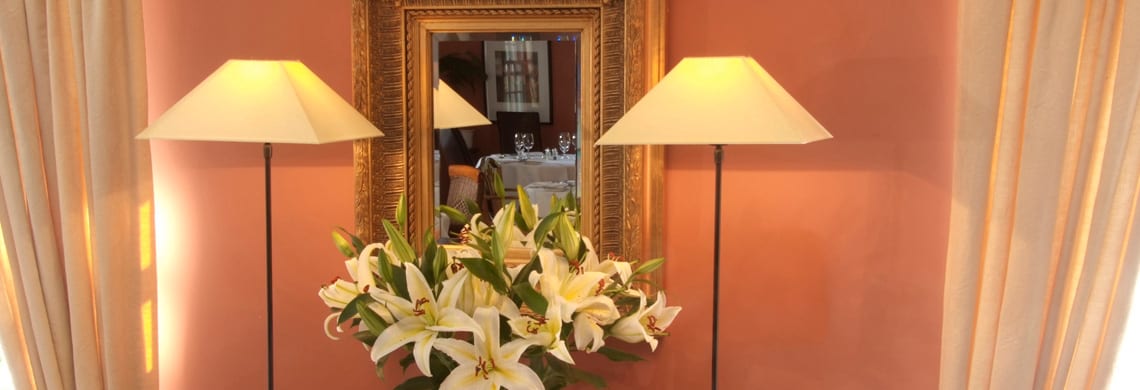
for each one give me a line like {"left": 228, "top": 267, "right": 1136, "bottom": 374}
{"left": 0, "top": 0, "right": 156, "bottom": 389}
{"left": 943, "top": 0, "right": 1140, "bottom": 389}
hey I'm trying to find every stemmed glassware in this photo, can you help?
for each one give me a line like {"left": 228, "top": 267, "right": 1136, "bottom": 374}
{"left": 514, "top": 132, "right": 535, "bottom": 160}
{"left": 514, "top": 133, "right": 526, "bottom": 160}
{"left": 521, "top": 132, "right": 535, "bottom": 158}
{"left": 557, "top": 132, "right": 573, "bottom": 159}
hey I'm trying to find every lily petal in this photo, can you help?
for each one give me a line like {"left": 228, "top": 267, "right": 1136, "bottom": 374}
{"left": 492, "top": 361, "right": 544, "bottom": 390}
{"left": 434, "top": 338, "right": 480, "bottom": 367}
{"left": 500, "top": 339, "right": 532, "bottom": 363}
{"left": 439, "top": 364, "right": 483, "bottom": 390}
{"left": 370, "top": 316, "right": 426, "bottom": 362}
{"left": 412, "top": 331, "right": 437, "bottom": 376}
{"left": 573, "top": 314, "right": 606, "bottom": 352}
{"left": 322, "top": 313, "right": 342, "bottom": 340}
{"left": 428, "top": 307, "right": 483, "bottom": 339}
{"left": 549, "top": 340, "right": 576, "bottom": 364}
{"left": 356, "top": 243, "right": 387, "bottom": 290}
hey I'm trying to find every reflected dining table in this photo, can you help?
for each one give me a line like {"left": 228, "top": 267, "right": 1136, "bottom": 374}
{"left": 487, "top": 154, "right": 576, "bottom": 190}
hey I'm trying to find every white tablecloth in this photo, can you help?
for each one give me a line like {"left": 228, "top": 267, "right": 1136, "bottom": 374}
{"left": 490, "top": 154, "right": 576, "bottom": 190}
{"left": 524, "top": 181, "right": 573, "bottom": 216}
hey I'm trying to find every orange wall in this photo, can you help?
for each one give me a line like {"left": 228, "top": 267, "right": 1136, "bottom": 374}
{"left": 144, "top": 0, "right": 954, "bottom": 389}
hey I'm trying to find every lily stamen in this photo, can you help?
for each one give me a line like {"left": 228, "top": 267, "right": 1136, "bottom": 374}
{"left": 475, "top": 356, "right": 495, "bottom": 379}
{"left": 412, "top": 297, "right": 429, "bottom": 316}
{"left": 646, "top": 315, "right": 662, "bottom": 334}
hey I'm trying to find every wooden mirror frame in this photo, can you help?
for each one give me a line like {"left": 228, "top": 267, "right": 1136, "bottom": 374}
{"left": 351, "top": 0, "right": 665, "bottom": 272}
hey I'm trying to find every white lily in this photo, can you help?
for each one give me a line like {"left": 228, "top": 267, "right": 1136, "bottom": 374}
{"left": 576, "top": 237, "right": 632, "bottom": 284}
{"left": 611, "top": 291, "right": 682, "bottom": 351}
{"left": 368, "top": 264, "right": 482, "bottom": 377}
{"left": 435, "top": 307, "right": 544, "bottom": 390}
{"left": 318, "top": 278, "right": 359, "bottom": 340}
{"left": 571, "top": 296, "right": 621, "bottom": 352}
{"left": 442, "top": 268, "right": 504, "bottom": 317}
{"left": 502, "top": 300, "right": 574, "bottom": 364}
{"left": 529, "top": 248, "right": 611, "bottom": 321}
{"left": 468, "top": 202, "right": 539, "bottom": 250}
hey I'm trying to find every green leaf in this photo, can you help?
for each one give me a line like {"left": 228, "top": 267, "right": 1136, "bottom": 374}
{"left": 459, "top": 257, "right": 509, "bottom": 293}
{"left": 338, "top": 227, "right": 367, "bottom": 254}
{"left": 434, "top": 248, "right": 449, "bottom": 284}
{"left": 554, "top": 214, "right": 581, "bottom": 260}
{"left": 633, "top": 257, "right": 666, "bottom": 276}
{"left": 565, "top": 190, "right": 578, "bottom": 211}
{"left": 375, "top": 250, "right": 395, "bottom": 292}
{"left": 516, "top": 185, "right": 537, "bottom": 231}
{"left": 511, "top": 253, "right": 543, "bottom": 287}
{"left": 375, "top": 354, "right": 389, "bottom": 380}
{"left": 597, "top": 346, "right": 645, "bottom": 362}
{"left": 570, "top": 367, "right": 607, "bottom": 389}
{"left": 489, "top": 230, "right": 506, "bottom": 271}
{"left": 352, "top": 330, "right": 377, "bottom": 346}
{"left": 512, "top": 283, "right": 548, "bottom": 315}
{"left": 389, "top": 263, "right": 410, "bottom": 299}
{"left": 356, "top": 300, "right": 390, "bottom": 334}
{"left": 337, "top": 293, "right": 371, "bottom": 324}
{"left": 494, "top": 203, "right": 517, "bottom": 251}
{"left": 396, "top": 194, "right": 408, "bottom": 234}
{"left": 492, "top": 169, "right": 505, "bottom": 199}
{"left": 394, "top": 376, "right": 435, "bottom": 390}
{"left": 422, "top": 237, "right": 438, "bottom": 287}
{"left": 382, "top": 219, "right": 417, "bottom": 264}
{"left": 399, "top": 353, "right": 415, "bottom": 372}
{"left": 437, "top": 205, "right": 467, "bottom": 227}
{"left": 531, "top": 211, "right": 564, "bottom": 250}
{"left": 332, "top": 231, "right": 356, "bottom": 258}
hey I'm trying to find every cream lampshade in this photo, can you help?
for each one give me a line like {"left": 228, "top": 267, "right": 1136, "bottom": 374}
{"left": 434, "top": 80, "right": 491, "bottom": 129}
{"left": 595, "top": 56, "right": 830, "bottom": 145}
{"left": 595, "top": 56, "right": 831, "bottom": 390}
{"left": 137, "top": 59, "right": 383, "bottom": 143}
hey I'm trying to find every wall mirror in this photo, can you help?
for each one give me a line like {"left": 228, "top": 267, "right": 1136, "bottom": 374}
{"left": 351, "top": 0, "right": 665, "bottom": 278}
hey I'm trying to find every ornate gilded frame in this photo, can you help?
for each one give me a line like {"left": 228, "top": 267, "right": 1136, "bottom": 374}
{"left": 351, "top": 0, "right": 665, "bottom": 272}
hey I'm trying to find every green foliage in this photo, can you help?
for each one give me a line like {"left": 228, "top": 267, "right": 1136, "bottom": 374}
{"left": 597, "top": 346, "right": 645, "bottom": 362}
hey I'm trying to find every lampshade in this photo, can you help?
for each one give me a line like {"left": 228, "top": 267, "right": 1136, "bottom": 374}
{"left": 434, "top": 80, "right": 491, "bottom": 129}
{"left": 137, "top": 60, "right": 383, "bottom": 144}
{"left": 595, "top": 56, "right": 831, "bottom": 145}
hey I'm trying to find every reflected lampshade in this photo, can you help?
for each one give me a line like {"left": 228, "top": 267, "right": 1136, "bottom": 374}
{"left": 434, "top": 80, "right": 491, "bottom": 129}
{"left": 137, "top": 59, "right": 383, "bottom": 144}
{"left": 595, "top": 56, "right": 832, "bottom": 145}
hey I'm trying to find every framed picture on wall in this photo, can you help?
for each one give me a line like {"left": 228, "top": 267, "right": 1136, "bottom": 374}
{"left": 483, "top": 40, "right": 551, "bottom": 123}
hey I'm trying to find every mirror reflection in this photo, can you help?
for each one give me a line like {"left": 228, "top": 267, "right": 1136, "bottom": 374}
{"left": 432, "top": 32, "right": 581, "bottom": 241}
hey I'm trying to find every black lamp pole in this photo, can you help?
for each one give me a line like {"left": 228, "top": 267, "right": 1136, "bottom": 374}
{"left": 711, "top": 145, "right": 724, "bottom": 390}
{"left": 263, "top": 142, "right": 275, "bottom": 390}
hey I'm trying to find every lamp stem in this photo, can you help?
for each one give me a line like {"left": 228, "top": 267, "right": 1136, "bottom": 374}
{"left": 263, "top": 142, "right": 275, "bottom": 390}
{"left": 712, "top": 144, "right": 723, "bottom": 390}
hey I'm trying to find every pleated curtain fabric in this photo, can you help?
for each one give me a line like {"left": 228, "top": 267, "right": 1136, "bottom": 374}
{"left": 943, "top": 0, "right": 1140, "bottom": 389}
{"left": 0, "top": 0, "right": 156, "bottom": 389}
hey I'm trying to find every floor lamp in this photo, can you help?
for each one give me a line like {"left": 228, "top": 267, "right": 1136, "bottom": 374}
{"left": 136, "top": 60, "right": 384, "bottom": 389}
{"left": 595, "top": 56, "right": 832, "bottom": 389}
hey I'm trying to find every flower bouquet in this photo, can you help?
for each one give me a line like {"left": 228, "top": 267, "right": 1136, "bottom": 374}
{"left": 318, "top": 189, "right": 680, "bottom": 389}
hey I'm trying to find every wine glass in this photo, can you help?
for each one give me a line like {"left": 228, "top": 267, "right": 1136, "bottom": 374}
{"left": 557, "top": 132, "right": 572, "bottom": 159}
{"left": 521, "top": 133, "right": 535, "bottom": 157}
{"left": 514, "top": 133, "right": 527, "bottom": 160}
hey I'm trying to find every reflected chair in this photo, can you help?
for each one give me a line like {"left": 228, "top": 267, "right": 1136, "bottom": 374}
{"left": 446, "top": 164, "right": 480, "bottom": 235}
{"left": 495, "top": 111, "right": 542, "bottom": 153}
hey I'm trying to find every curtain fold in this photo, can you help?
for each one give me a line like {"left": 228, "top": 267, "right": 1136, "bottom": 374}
{"left": 943, "top": 0, "right": 1140, "bottom": 389}
{"left": 0, "top": 0, "right": 156, "bottom": 389}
